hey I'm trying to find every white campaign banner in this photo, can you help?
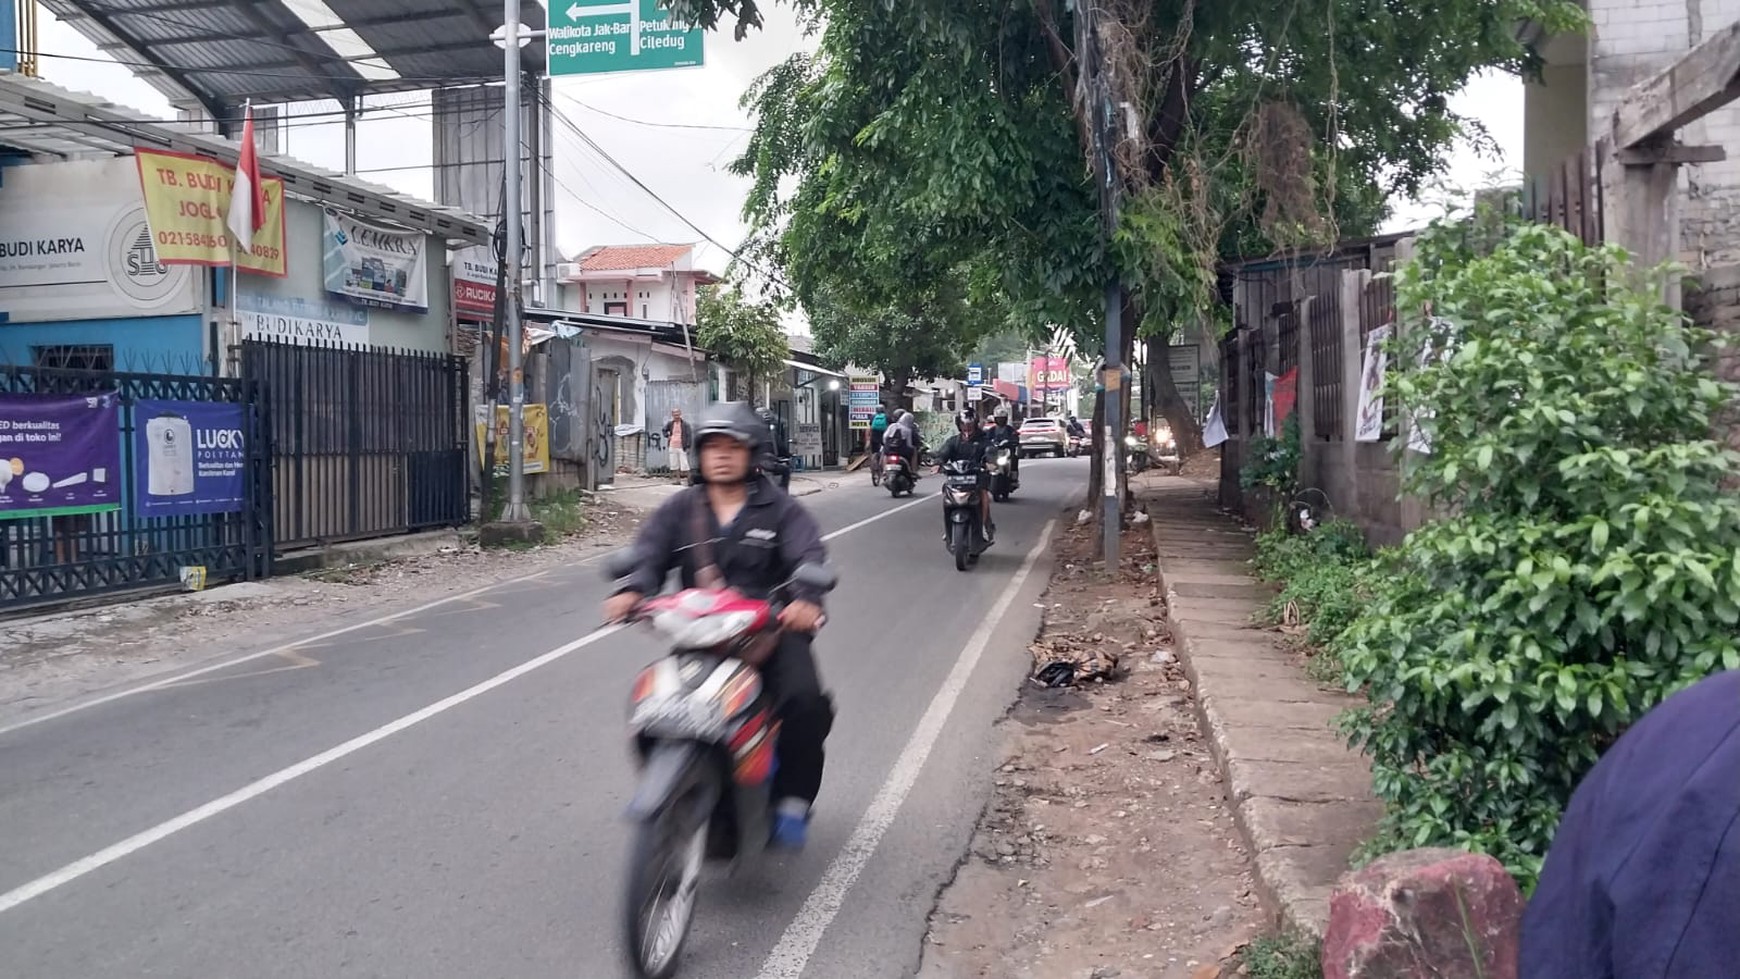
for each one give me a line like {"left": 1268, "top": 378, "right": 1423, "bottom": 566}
{"left": 1354, "top": 325, "right": 1391, "bottom": 443}
{"left": 322, "top": 209, "right": 429, "bottom": 312}
{"left": 0, "top": 158, "right": 200, "bottom": 323}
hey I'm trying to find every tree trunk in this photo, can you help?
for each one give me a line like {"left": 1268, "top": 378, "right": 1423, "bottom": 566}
{"left": 1146, "top": 336, "right": 1204, "bottom": 453}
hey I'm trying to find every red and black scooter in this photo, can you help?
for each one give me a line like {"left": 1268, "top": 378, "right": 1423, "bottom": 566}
{"left": 603, "top": 550, "right": 838, "bottom": 979}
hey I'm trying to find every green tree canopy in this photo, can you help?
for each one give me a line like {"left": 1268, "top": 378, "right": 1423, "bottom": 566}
{"left": 696, "top": 284, "right": 790, "bottom": 397}
{"left": 681, "top": 0, "right": 1581, "bottom": 447}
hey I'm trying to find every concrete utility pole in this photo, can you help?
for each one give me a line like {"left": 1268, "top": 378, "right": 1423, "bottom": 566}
{"left": 1077, "top": 0, "right": 1123, "bottom": 568}
{"left": 499, "top": 0, "right": 532, "bottom": 523}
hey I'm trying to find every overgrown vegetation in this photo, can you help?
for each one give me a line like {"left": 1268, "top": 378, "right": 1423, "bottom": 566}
{"left": 1253, "top": 517, "right": 1372, "bottom": 683}
{"left": 1238, "top": 932, "right": 1324, "bottom": 979}
{"left": 1334, "top": 219, "right": 1740, "bottom": 889}
{"left": 529, "top": 489, "right": 588, "bottom": 538}
{"left": 1241, "top": 414, "right": 1303, "bottom": 496}
{"left": 696, "top": 284, "right": 790, "bottom": 396}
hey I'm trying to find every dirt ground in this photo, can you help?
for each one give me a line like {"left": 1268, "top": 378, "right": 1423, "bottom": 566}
{"left": 919, "top": 510, "right": 1264, "bottom": 979}
{"left": 0, "top": 500, "right": 641, "bottom": 717}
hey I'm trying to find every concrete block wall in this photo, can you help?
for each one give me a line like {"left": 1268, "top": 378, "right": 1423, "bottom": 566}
{"left": 1589, "top": 0, "right": 1740, "bottom": 266}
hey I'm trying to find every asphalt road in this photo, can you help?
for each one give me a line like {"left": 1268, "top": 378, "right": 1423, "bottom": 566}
{"left": 0, "top": 457, "right": 1084, "bottom": 979}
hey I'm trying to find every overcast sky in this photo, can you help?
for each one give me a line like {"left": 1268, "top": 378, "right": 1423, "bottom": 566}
{"left": 35, "top": 6, "right": 1520, "bottom": 274}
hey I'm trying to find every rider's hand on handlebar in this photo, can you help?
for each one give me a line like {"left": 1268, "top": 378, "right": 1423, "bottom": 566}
{"left": 603, "top": 591, "right": 643, "bottom": 624}
{"left": 779, "top": 600, "right": 826, "bottom": 633}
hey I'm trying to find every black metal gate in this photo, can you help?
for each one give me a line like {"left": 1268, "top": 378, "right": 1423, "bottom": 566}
{"left": 0, "top": 364, "right": 271, "bottom": 612}
{"left": 240, "top": 340, "right": 468, "bottom": 551}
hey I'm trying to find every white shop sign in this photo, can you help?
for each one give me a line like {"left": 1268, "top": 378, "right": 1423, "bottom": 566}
{"left": 236, "top": 293, "right": 370, "bottom": 346}
{"left": 0, "top": 158, "right": 200, "bottom": 323}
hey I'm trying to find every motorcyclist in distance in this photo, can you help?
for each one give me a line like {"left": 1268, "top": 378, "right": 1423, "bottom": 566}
{"left": 931, "top": 409, "right": 995, "bottom": 542}
{"left": 987, "top": 406, "right": 1019, "bottom": 482}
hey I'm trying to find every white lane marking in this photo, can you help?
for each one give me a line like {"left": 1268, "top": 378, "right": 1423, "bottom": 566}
{"left": 0, "top": 625, "right": 625, "bottom": 916}
{"left": 0, "top": 491, "right": 935, "bottom": 739}
{"left": 0, "top": 560, "right": 594, "bottom": 738}
{"left": 755, "top": 519, "right": 1059, "bottom": 979}
{"left": 0, "top": 490, "right": 951, "bottom": 914}
{"left": 821, "top": 492, "right": 937, "bottom": 542}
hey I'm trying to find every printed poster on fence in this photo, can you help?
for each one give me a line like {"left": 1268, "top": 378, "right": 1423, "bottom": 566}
{"left": 132, "top": 400, "right": 247, "bottom": 516}
{"left": 1406, "top": 317, "right": 1457, "bottom": 455}
{"left": 1354, "top": 325, "right": 1391, "bottom": 442}
{"left": 0, "top": 392, "right": 122, "bottom": 519}
{"left": 323, "top": 209, "right": 429, "bottom": 312}
{"left": 133, "top": 149, "right": 287, "bottom": 275}
{"left": 474, "top": 404, "right": 550, "bottom": 474}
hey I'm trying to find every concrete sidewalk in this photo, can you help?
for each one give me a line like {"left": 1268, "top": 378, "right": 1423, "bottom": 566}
{"left": 1144, "top": 477, "right": 1380, "bottom": 939}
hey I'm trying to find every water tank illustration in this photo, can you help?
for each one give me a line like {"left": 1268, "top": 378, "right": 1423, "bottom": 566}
{"left": 145, "top": 413, "right": 195, "bottom": 496}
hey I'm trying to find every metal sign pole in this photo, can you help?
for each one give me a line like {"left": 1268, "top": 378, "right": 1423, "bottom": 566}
{"left": 500, "top": 0, "right": 531, "bottom": 522}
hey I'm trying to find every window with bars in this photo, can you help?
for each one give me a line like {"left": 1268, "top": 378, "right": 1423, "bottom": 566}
{"left": 32, "top": 345, "right": 114, "bottom": 372}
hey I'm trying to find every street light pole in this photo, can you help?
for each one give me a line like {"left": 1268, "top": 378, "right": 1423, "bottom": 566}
{"left": 500, "top": 0, "right": 531, "bottom": 522}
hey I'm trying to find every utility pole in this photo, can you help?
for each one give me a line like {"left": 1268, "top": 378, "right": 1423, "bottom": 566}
{"left": 1078, "top": 0, "right": 1122, "bottom": 568}
{"left": 499, "top": 0, "right": 532, "bottom": 522}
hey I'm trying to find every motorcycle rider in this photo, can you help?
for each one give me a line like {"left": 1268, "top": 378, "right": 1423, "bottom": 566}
{"left": 758, "top": 405, "right": 793, "bottom": 489}
{"left": 602, "top": 401, "right": 834, "bottom": 849}
{"left": 1065, "top": 413, "right": 1087, "bottom": 439}
{"left": 987, "top": 407, "right": 1019, "bottom": 482}
{"left": 931, "top": 409, "right": 995, "bottom": 542}
{"left": 884, "top": 410, "right": 922, "bottom": 475}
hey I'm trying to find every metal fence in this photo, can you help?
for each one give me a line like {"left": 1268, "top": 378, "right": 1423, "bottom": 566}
{"left": 1, "top": 364, "right": 270, "bottom": 612}
{"left": 240, "top": 340, "right": 468, "bottom": 552}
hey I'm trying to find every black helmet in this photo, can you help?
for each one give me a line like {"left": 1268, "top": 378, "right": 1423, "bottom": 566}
{"left": 954, "top": 409, "right": 976, "bottom": 431}
{"left": 693, "top": 400, "right": 768, "bottom": 456}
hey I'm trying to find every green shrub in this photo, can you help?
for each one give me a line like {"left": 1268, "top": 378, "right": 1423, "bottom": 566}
{"left": 1334, "top": 220, "right": 1740, "bottom": 888}
{"left": 1242, "top": 413, "right": 1302, "bottom": 494}
{"left": 1253, "top": 519, "right": 1374, "bottom": 682}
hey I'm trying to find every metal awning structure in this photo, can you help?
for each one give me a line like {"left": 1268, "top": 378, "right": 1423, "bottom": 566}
{"left": 0, "top": 73, "right": 491, "bottom": 245}
{"left": 39, "top": 0, "right": 548, "bottom": 119}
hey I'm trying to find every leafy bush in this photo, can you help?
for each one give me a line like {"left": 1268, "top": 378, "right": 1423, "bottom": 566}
{"left": 1253, "top": 518, "right": 1374, "bottom": 680}
{"left": 1241, "top": 413, "right": 1302, "bottom": 494}
{"left": 1334, "top": 220, "right": 1740, "bottom": 888}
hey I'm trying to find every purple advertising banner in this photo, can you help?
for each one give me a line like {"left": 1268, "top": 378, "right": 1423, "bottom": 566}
{"left": 0, "top": 392, "right": 122, "bottom": 518}
{"left": 133, "top": 399, "right": 247, "bottom": 516}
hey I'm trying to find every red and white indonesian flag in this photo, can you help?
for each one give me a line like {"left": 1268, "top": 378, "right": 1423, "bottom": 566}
{"left": 226, "top": 105, "right": 267, "bottom": 251}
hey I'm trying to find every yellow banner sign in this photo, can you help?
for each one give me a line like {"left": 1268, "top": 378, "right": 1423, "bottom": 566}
{"left": 474, "top": 404, "right": 550, "bottom": 475}
{"left": 134, "top": 150, "right": 287, "bottom": 276}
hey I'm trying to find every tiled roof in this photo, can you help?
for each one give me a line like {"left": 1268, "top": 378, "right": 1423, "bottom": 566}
{"left": 575, "top": 244, "right": 694, "bottom": 272}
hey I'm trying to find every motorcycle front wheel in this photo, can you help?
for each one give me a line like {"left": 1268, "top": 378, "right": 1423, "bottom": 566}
{"left": 624, "top": 795, "right": 710, "bottom": 978}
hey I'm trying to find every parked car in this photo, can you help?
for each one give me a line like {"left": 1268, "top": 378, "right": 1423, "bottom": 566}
{"left": 1018, "top": 416, "right": 1068, "bottom": 458}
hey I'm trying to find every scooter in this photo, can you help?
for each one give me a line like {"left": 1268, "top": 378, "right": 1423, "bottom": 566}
{"left": 1067, "top": 433, "right": 1088, "bottom": 457}
{"left": 988, "top": 441, "right": 1018, "bottom": 502}
{"left": 1124, "top": 433, "right": 1151, "bottom": 475}
{"left": 939, "top": 458, "right": 991, "bottom": 572}
{"left": 884, "top": 449, "right": 918, "bottom": 498}
{"left": 604, "top": 551, "right": 839, "bottom": 979}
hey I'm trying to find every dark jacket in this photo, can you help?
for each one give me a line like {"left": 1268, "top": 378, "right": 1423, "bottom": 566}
{"left": 615, "top": 477, "right": 829, "bottom": 607}
{"left": 661, "top": 417, "right": 692, "bottom": 450}
{"left": 988, "top": 423, "right": 1017, "bottom": 446}
{"left": 934, "top": 431, "right": 991, "bottom": 468}
{"left": 1521, "top": 668, "right": 1740, "bottom": 978}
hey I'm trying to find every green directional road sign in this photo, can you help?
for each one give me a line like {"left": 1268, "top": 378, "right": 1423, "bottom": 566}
{"left": 546, "top": 0, "right": 705, "bottom": 77}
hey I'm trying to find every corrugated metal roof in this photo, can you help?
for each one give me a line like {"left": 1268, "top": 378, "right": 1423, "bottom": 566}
{"left": 0, "top": 73, "right": 490, "bottom": 245}
{"left": 38, "top": 0, "right": 546, "bottom": 116}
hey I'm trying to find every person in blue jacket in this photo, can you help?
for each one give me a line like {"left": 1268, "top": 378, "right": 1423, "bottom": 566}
{"left": 1520, "top": 667, "right": 1740, "bottom": 978}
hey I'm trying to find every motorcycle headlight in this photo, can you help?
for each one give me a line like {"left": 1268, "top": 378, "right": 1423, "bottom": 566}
{"left": 1124, "top": 435, "right": 1139, "bottom": 447}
